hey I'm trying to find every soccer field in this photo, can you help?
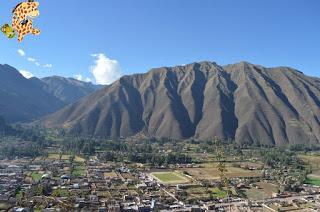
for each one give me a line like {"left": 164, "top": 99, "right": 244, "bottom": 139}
{"left": 151, "top": 172, "right": 189, "bottom": 184}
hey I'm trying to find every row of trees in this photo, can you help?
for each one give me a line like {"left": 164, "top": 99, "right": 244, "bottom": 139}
{"left": 1, "top": 142, "right": 41, "bottom": 159}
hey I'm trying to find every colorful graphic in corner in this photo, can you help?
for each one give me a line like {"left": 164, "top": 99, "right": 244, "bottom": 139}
{"left": 1, "top": 0, "right": 40, "bottom": 42}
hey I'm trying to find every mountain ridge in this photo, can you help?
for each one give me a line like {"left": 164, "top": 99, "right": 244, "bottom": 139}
{"left": 0, "top": 64, "right": 101, "bottom": 122}
{"left": 40, "top": 61, "right": 320, "bottom": 145}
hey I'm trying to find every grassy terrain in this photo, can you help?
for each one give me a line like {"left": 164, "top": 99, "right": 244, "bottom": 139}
{"left": 72, "top": 165, "right": 86, "bottom": 177}
{"left": 305, "top": 176, "right": 320, "bottom": 186}
{"left": 186, "top": 187, "right": 228, "bottom": 200}
{"left": 151, "top": 172, "right": 189, "bottom": 184}
{"left": 52, "top": 188, "right": 70, "bottom": 197}
{"left": 210, "top": 187, "right": 228, "bottom": 198}
{"left": 31, "top": 172, "right": 42, "bottom": 181}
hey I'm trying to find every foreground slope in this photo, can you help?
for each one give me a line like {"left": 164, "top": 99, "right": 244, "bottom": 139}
{"left": 40, "top": 62, "right": 320, "bottom": 145}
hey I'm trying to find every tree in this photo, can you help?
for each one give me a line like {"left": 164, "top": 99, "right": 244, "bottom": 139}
{"left": 215, "top": 139, "right": 230, "bottom": 196}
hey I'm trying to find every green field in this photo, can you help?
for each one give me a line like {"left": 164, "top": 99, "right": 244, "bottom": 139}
{"left": 52, "top": 188, "right": 70, "bottom": 197}
{"left": 305, "top": 176, "right": 320, "bottom": 186}
{"left": 151, "top": 172, "right": 189, "bottom": 184}
{"left": 31, "top": 172, "right": 42, "bottom": 181}
{"left": 210, "top": 187, "right": 228, "bottom": 198}
{"left": 185, "top": 186, "right": 228, "bottom": 200}
{"left": 72, "top": 166, "right": 86, "bottom": 177}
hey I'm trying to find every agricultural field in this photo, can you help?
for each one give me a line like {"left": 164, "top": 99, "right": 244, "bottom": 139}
{"left": 31, "top": 172, "right": 42, "bottom": 181}
{"left": 151, "top": 172, "right": 189, "bottom": 184}
{"left": 47, "top": 153, "right": 82, "bottom": 163}
{"left": 305, "top": 176, "right": 320, "bottom": 186}
{"left": 210, "top": 187, "right": 228, "bottom": 198}
{"left": 298, "top": 154, "right": 320, "bottom": 175}
{"left": 182, "top": 163, "right": 261, "bottom": 180}
{"left": 52, "top": 188, "right": 70, "bottom": 197}
{"left": 298, "top": 154, "right": 320, "bottom": 166}
{"left": 74, "top": 156, "right": 86, "bottom": 162}
{"left": 47, "top": 153, "right": 60, "bottom": 160}
{"left": 61, "top": 154, "right": 71, "bottom": 160}
{"left": 104, "top": 171, "right": 118, "bottom": 179}
{"left": 185, "top": 186, "right": 228, "bottom": 201}
{"left": 72, "top": 166, "right": 86, "bottom": 177}
{"left": 244, "top": 182, "right": 279, "bottom": 200}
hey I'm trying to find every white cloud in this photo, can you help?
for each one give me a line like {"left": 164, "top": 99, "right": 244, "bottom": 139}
{"left": 43, "top": 64, "right": 52, "bottom": 68}
{"left": 17, "top": 49, "right": 26, "bottom": 57}
{"left": 90, "top": 53, "right": 122, "bottom": 85}
{"left": 74, "top": 74, "right": 83, "bottom": 81}
{"left": 19, "top": 70, "right": 33, "bottom": 79}
{"left": 27, "top": 57, "right": 36, "bottom": 62}
{"left": 74, "top": 74, "right": 92, "bottom": 83}
{"left": 19, "top": 50, "right": 52, "bottom": 69}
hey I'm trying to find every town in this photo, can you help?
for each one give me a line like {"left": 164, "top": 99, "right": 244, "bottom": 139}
{"left": 1, "top": 136, "right": 320, "bottom": 212}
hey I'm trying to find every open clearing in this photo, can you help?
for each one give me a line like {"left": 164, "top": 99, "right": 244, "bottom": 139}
{"left": 182, "top": 163, "right": 261, "bottom": 180}
{"left": 151, "top": 172, "right": 189, "bottom": 184}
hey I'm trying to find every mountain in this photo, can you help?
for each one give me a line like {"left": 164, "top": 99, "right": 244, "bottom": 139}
{"left": 0, "top": 64, "right": 64, "bottom": 122}
{"left": 40, "top": 61, "right": 320, "bottom": 145}
{"left": 0, "top": 64, "right": 101, "bottom": 123}
{"left": 30, "top": 76, "right": 102, "bottom": 105}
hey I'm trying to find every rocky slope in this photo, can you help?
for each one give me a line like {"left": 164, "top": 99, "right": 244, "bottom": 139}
{"left": 40, "top": 62, "right": 320, "bottom": 145}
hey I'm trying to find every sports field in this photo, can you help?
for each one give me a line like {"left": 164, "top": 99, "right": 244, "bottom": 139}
{"left": 151, "top": 172, "right": 189, "bottom": 184}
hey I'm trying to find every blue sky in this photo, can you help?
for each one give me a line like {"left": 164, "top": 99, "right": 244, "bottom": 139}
{"left": 0, "top": 0, "right": 319, "bottom": 84}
